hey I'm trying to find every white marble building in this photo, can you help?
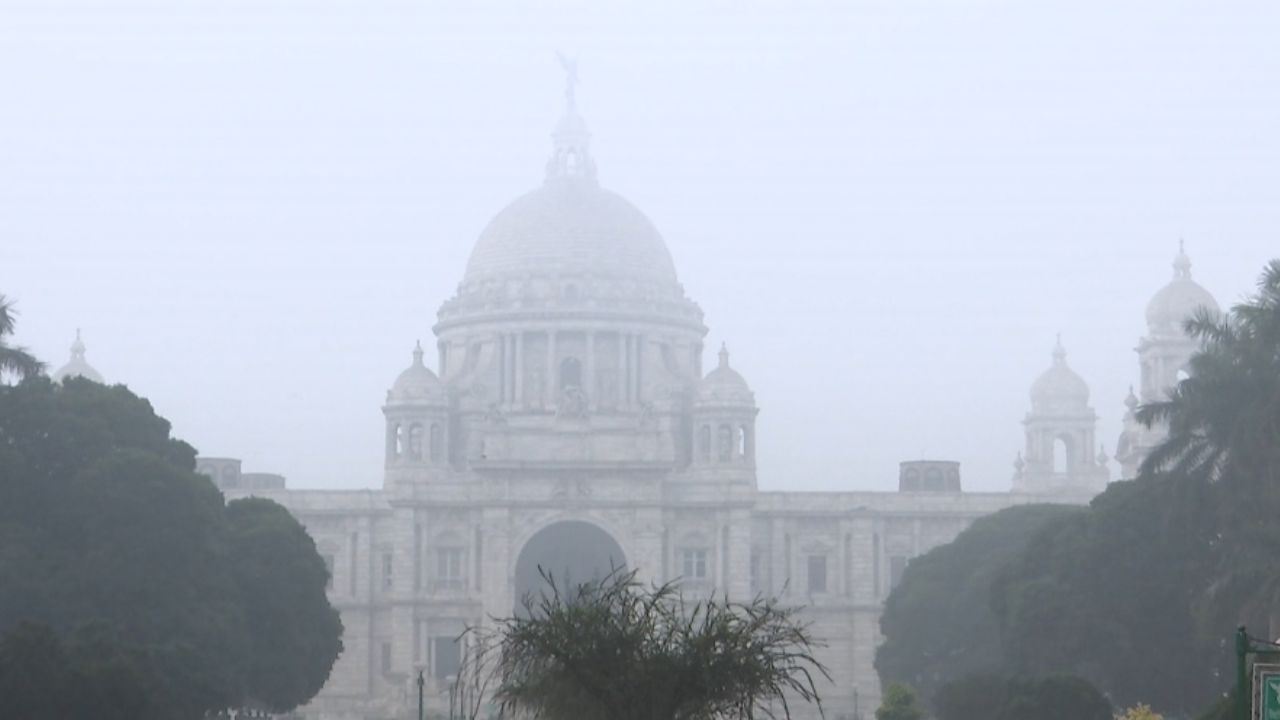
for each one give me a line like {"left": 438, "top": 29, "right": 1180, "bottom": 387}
{"left": 182, "top": 90, "right": 1218, "bottom": 720}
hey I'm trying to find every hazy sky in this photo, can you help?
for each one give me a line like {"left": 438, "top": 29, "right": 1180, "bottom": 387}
{"left": 3, "top": 1, "right": 1277, "bottom": 492}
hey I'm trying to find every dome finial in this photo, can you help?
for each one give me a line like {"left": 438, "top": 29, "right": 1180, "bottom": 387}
{"left": 557, "top": 51, "right": 578, "bottom": 113}
{"left": 718, "top": 342, "right": 730, "bottom": 370}
{"left": 1052, "top": 334, "right": 1066, "bottom": 364}
{"left": 546, "top": 54, "right": 597, "bottom": 183}
{"left": 412, "top": 340, "right": 424, "bottom": 366}
{"left": 1173, "top": 239, "right": 1192, "bottom": 280}
{"left": 71, "top": 328, "right": 86, "bottom": 358}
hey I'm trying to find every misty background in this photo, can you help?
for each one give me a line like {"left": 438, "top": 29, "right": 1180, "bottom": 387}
{"left": 2, "top": 1, "right": 1277, "bottom": 492}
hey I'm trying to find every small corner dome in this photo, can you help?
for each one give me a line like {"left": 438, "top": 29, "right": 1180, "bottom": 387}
{"left": 387, "top": 342, "right": 444, "bottom": 406}
{"left": 52, "top": 329, "right": 103, "bottom": 384}
{"left": 696, "top": 344, "right": 755, "bottom": 407}
{"left": 1030, "top": 338, "right": 1089, "bottom": 409}
{"left": 1145, "top": 244, "right": 1220, "bottom": 335}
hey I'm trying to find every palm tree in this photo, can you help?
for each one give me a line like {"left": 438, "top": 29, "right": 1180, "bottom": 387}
{"left": 1138, "top": 259, "right": 1280, "bottom": 486}
{"left": 0, "top": 294, "right": 44, "bottom": 381}
{"left": 1137, "top": 259, "right": 1280, "bottom": 629}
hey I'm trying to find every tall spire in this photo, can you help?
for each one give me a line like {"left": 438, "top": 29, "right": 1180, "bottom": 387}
{"left": 1173, "top": 239, "right": 1192, "bottom": 280}
{"left": 546, "top": 53, "right": 597, "bottom": 183}
{"left": 1052, "top": 333, "right": 1066, "bottom": 365}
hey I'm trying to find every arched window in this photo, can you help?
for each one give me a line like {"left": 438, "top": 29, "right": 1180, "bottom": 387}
{"left": 429, "top": 423, "right": 443, "bottom": 463}
{"left": 408, "top": 424, "right": 424, "bottom": 461}
{"left": 717, "top": 424, "right": 733, "bottom": 462}
{"left": 1053, "top": 436, "right": 1069, "bottom": 474}
{"left": 698, "top": 425, "right": 711, "bottom": 463}
{"left": 392, "top": 423, "right": 403, "bottom": 459}
{"left": 736, "top": 426, "right": 747, "bottom": 459}
{"left": 559, "top": 357, "right": 582, "bottom": 391}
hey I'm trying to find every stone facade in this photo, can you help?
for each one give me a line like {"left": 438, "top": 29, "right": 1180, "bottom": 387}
{"left": 198, "top": 92, "right": 1218, "bottom": 720}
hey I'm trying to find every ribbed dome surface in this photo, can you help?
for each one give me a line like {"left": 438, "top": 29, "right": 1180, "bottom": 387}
{"left": 1145, "top": 244, "right": 1220, "bottom": 335}
{"left": 1146, "top": 279, "right": 1219, "bottom": 334}
{"left": 463, "top": 180, "right": 678, "bottom": 289}
{"left": 696, "top": 345, "right": 755, "bottom": 406}
{"left": 387, "top": 343, "right": 444, "bottom": 406}
{"left": 1030, "top": 340, "right": 1089, "bottom": 412}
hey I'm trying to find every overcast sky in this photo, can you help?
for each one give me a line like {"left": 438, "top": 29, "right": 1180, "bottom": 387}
{"left": 2, "top": 0, "right": 1277, "bottom": 492}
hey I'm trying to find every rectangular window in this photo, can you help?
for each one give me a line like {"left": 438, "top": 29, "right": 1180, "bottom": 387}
{"left": 381, "top": 641, "right": 392, "bottom": 674}
{"left": 889, "top": 555, "right": 909, "bottom": 590}
{"left": 681, "top": 549, "right": 708, "bottom": 579}
{"left": 322, "top": 554, "right": 335, "bottom": 591}
{"left": 433, "top": 636, "right": 461, "bottom": 680}
{"left": 435, "top": 547, "right": 464, "bottom": 590}
{"left": 382, "top": 553, "right": 394, "bottom": 590}
{"left": 807, "top": 554, "right": 828, "bottom": 594}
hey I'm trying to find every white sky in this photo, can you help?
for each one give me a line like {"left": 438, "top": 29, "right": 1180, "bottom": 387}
{"left": 2, "top": 0, "right": 1277, "bottom": 492}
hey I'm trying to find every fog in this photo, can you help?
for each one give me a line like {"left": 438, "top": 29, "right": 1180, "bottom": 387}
{"left": 3, "top": 0, "right": 1277, "bottom": 492}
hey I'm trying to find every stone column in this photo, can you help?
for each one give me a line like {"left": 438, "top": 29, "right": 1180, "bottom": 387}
{"left": 514, "top": 332, "right": 524, "bottom": 407}
{"left": 618, "top": 333, "right": 629, "bottom": 407}
{"left": 585, "top": 332, "right": 596, "bottom": 409}
{"left": 546, "top": 330, "right": 557, "bottom": 408}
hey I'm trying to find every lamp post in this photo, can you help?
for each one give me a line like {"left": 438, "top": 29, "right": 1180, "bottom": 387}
{"left": 416, "top": 667, "right": 425, "bottom": 720}
{"left": 446, "top": 674, "right": 458, "bottom": 720}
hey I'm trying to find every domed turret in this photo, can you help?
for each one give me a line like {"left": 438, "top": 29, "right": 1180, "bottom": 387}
{"left": 1029, "top": 336, "right": 1089, "bottom": 412}
{"left": 52, "top": 329, "right": 103, "bottom": 384}
{"left": 696, "top": 344, "right": 756, "bottom": 408}
{"left": 690, "top": 345, "right": 758, "bottom": 470}
{"left": 1017, "top": 336, "right": 1108, "bottom": 497}
{"left": 386, "top": 341, "right": 444, "bottom": 407}
{"left": 1145, "top": 241, "right": 1220, "bottom": 336}
{"left": 383, "top": 342, "right": 449, "bottom": 472}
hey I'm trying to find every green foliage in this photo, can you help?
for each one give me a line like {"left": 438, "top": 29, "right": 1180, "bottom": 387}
{"left": 1139, "top": 260, "right": 1280, "bottom": 631}
{"left": 991, "top": 476, "right": 1225, "bottom": 715}
{"left": 875, "top": 683, "right": 924, "bottom": 720}
{"left": 996, "top": 675, "right": 1111, "bottom": 720}
{"left": 0, "top": 295, "right": 43, "bottom": 382}
{"left": 933, "top": 674, "right": 1007, "bottom": 720}
{"left": 1118, "top": 703, "right": 1165, "bottom": 720}
{"left": 876, "top": 503, "right": 1082, "bottom": 703}
{"left": 0, "top": 377, "right": 341, "bottom": 718}
{"left": 0, "top": 622, "right": 148, "bottom": 720}
{"left": 464, "top": 567, "right": 829, "bottom": 720}
{"left": 225, "top": 498, "right": 343, "bottom": 712}
{"left": 934, "top": 674, "right": 1110, "bottom": 720}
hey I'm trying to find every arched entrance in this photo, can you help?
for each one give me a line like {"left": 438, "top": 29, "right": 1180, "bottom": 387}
{"left": 513, "top": 520, "right": 626, "bottom": 611}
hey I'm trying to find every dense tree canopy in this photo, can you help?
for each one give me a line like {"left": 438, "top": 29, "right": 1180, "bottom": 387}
{"left": 461, "top": 567, "right": 829, "bottom": 720}
{"left": 0, "top": 376, "right": 341, "bottom": 718}
{"left": 934, "top": 674, "right": 1111, "bottom": 720}
{"left": 875, "top": 504, "right": 1082, "bottom": 703}
{"left": 991, "top": 475, "right": 1224, "bottom": 715}
{"left": 875, "top": 684, "right": 924, "bottom": 720}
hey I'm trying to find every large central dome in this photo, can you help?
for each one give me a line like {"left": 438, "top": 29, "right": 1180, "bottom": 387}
{"left": 437, "top": 82, "right": 703, "bottom": 334}
{"left": 464, "top": 180, "right": 678, "bottom": 288}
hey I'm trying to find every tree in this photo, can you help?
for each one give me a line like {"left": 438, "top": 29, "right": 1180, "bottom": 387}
{"left": 224, "top": 498, "right": 343, "bottom": 712}
{"left": 0, "top": 621, "right": 148, "bottom": 720}
{"left": 996, "top": 675, "right": 1111, "bottom": 720}
{"left": 933, "top": 674, "right": 1007, "bottom": 720}
{"left": 933, "top": 674, "right": 1110, "bottom": 720}
{"left": 875, "top": 683, "right": 923, "bottom": 720}
{"left": 990, "top": 477, "right": 1224, "bottom": 716}
{"left": 1138, "top": 259, "right": 1280, "bottom": 632}
{"left": 0, "top": 295, "right": 42, "bottom": 382}
{"left": 462, "top": 567, "right": 829, "bottom": 720}
{"left": 0, "top": 376, "right": 341, "bottom": 718}
{"left": 876, "top": 504, "right": 1082, "bottom": 704}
